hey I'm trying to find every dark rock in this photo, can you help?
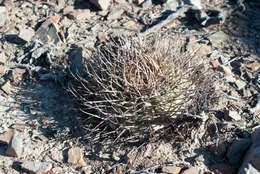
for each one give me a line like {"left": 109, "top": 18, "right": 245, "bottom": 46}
{"left": 210, "top": 163, "right": 236, "bottom": 174}
{"left": 238, "top": 128, "right": 260, "bottom": 174}
{"left": 227, "top": 139, "right": 252, "bottom": 167}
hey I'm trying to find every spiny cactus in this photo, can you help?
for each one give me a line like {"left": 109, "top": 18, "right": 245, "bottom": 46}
{"left": 69, "top": 34, "right": 215, "bottom": 142}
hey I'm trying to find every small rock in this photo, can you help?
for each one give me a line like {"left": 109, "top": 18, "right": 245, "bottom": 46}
{"left": 21, "top": 161, "right": 52, "bottom": 174}
{"left": 208, "top": 31, "right": 227, "bottom": 45}
{"left": 107, "top": 7, "right": 124, "bottom": 20}
{"left": 10, "top": 67, "right": 27, "bottom": 85}
{"left": 235, "top": 79, "right": 247, "bottom": 90}
{"left": 181, "top": 167, "right": 199, "bottom": 174}
{"left": 210, "top": 163, "right": 236, "bottom": 174}
{"left": 228, "top": 110, "right": 242, "bottom": 121}
{"left": 211, "top": 60, "right": 221, "bottom": 68}
{"left": 18, "top": 28, "right": 35, "bottom": 42}
{"left": 50, "top": 166, "right": 63, "bottom": 174}
{"left": 227, "top": 138, "right": 252, "bottom": 167}
{"left": 81, "top": 166, "right": 92, "bottom": 174}
{"left": 112, "top": 152, "right": 120, "bottom": 161}
{"left": 0, "top": 129, "right": 16, "bottom": 144}
{"left": 163, "top": 0, "right": 180, "bottom": 11}
{"left": 0, "top": 52, "right": 6, "bottom": 64}
{"left": 246, "top": 61, "right": 260, "bottom": 71}
{"left": 122, "top": 20, "right": 137, "bottom": 27}
{"left": 6, "top": 135, "right": 23, "bottom": 157}
{"left": 142, "top": 0, "right": 152, "bottom": 9}
{"left": 67, "top": 147, "right": 86, "bottom": 166}
{"left": 67, "top": 9, "right": 92, "bottom": 20}
{"left": 161, "top": 165, "right": 181, "bottom": 174}
{"left": 34, "top": 16, "right": 61, "bottom": 44}
{"left": 1, "top": 80, "right": 12, "bottom": 94}
{"left": 89, "top": 0, "right": 112, "bottom": 11}
{"left": 0, "top": 6, "right": 8, "bottom": 26}
{"left": 187, "top": 43, "right": 212, "bottom": 57}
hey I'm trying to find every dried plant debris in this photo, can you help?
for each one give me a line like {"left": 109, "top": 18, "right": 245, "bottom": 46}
{"left": 68, "top": 34, "right": 217, "bottom": 144}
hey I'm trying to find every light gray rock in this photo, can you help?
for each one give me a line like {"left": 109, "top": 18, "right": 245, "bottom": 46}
{"left": 163, "top": 0, "right": 180, "bottom": 11}
{"left": 89, "top": 0, "right": 111, "bottom": 11}
{"left": 142, "top": 0, "right": 152, "bottom": 9}
{"left": 107, "top": 7, "right": 124, "bottom": 20}
{"left": 208, "top": 31, "right": 228, "bottom": 45}
{"left": 6, "top": 135, "right": 23, "bottom": 157}
{"left": 18, "top": 28, "right": 35, "bottom": 42}
{"left": 21, "top": 161, "right": 52, "bottom": 174}
{"left": 0, "top": 6, "right": 8, "bottom": 26}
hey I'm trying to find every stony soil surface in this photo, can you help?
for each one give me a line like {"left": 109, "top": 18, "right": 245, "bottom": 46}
{"left": 0, "top": 0, "right": 259, "bottom": 174}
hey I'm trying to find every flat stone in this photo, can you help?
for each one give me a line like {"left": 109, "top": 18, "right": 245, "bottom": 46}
{"left": 227, "top": 138, "right": 252, "bottom": 167}
{"left": 21, "top": 161, "right": 52, "bottom": 174}
{"left": 107, "top": 7, "right": 124, "bottom": 20}
{"left": 18, "top": 28, "right": 35, "bottom": 42}
{"left": 235, "top": 79, "right": 247, "bottom": 90}
{"left": 89, "top": 0, "right": 112, "bottom": 11}
{"left": 182, "top": 167, "right": 199, "bottom": 174}
{"left": 6, "top": 135, "right": 23, "bottom": 157}
{"left": 208, "top": 31, "right": 228, "bottom": 45}
{"left": 67, "top": 147, "right": 86, "bottom": 166}
{"left": 0, "top": 129, "right": 16, "bottom": 144}
{"left": 0, "top": 6, "right": 8, "bottom": 26}
{"left": 161, "top": 165, "right": 181, "bottom": 174}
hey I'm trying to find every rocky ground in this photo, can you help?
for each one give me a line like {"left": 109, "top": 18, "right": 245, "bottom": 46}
{"left": 0, "top": 0, "right": 259, "bottom": 174}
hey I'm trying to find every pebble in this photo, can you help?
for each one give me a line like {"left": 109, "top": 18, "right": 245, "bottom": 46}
{"left": 67, "top": 147, "right": 86, "bottom": 166}
{"left": 21, "top": 161, "right": 52, "bottom": 174}
{"left": 161, "top": 165, "right": 181, "bottom": 174}
{"left": 81, "top": 165, "right": 92, "bottom": 174}
{"left": 6, "top": 135, "right": 23, "bottom": 157}
{"left": 0, "top": 6, "right": 8, "bottom": 26}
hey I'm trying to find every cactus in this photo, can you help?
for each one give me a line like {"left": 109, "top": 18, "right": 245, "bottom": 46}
{"left": 68, "top": 34, "right": 215, "bottom": 142}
